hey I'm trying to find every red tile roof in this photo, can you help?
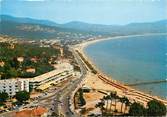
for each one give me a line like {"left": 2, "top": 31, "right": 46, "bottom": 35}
{"left": 15, "top": 106, "right": 47, "bottom": 117}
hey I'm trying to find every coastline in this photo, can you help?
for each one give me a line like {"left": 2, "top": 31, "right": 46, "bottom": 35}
{"left": 74, "top": 33, "right": 167, "bottom": 106}
{"left": 78, "top": 32, "right": 167, "bottom": 51}
{"left": 75, "top": 33, "right": 167, "bottom": 85}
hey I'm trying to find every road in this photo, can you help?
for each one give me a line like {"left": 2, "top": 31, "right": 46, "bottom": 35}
{"left": 56, "top": 47, "right": 87, "bottom": 117}
{"left": 16, "top": 46, "right": 87, "bottom": 117}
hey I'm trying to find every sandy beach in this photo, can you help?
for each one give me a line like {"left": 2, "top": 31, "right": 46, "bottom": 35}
{"left": 73, "top": 34, "right": 167, "bottom": 115}
{"left": 75, "top": 33, "right": 167, "bottom": 79}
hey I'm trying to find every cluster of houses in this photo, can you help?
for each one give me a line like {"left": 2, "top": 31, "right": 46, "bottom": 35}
{"left": 0, "top": 35, "right": 17, "bottom": 43}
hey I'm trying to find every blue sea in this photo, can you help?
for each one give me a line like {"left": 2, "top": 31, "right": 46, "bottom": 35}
{"left": 84, "top": 35, "right": 167, "bottom": 99}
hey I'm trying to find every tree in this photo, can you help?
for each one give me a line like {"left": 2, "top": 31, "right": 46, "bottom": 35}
{"left": 10, "top": 57, "right": 20, "bottom": 69}
{"left": 8, "top": 68, "right": 18, "bottom": 78}
{"left": 95, "top": 99, "right": 105, "bottom": 116}
{"left": 1, "top": 63, "right": 18, "bottom": 79}
{"left": 0, "top": 92, "right": 9, "bottom": 102}
{"left": 128, "top": 102, "right": 146, "bottom": 116}
{"left": 15, "top": 91, "right": 30, "bottom": 103}
{"left": 124, "top": 97, "right": 130, "bottom": 114}
{"left": 147, "top": 99, "right": 166, "bottom": 116}
{"left": 103, "top": 95, "right": 110, "bottom": 113}
{"left": 78, "top": 88, "right": 86, "bottom": 106}
{"left": 1, "top": 63, "right": 12, "bottom": 79}
{"left": 51, "top": 112, "right": 59, "bottom": 117}
{"left": 109, "top": 92, "right": 114, "bottom": 112}
{"left": 112, "top": 91, "right": 118, "bottom": 111}
{"left": 119, "top": 96, "right": 127, "bottom": 113}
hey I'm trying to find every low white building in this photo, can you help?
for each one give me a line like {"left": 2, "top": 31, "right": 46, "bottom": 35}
{"left": 29, "top": 62, "right": 74, "bottom": 90}
{"left": 0, "top": 79, "right": 29, "bottom": 96}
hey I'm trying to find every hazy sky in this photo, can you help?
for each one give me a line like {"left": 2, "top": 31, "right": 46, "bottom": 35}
{"left": 0, "top": 0, "right": 167, "bottom": 25}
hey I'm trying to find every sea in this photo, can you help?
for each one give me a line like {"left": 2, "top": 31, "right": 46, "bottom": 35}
{"left": 84, "top": 34, "right": 167, "bottom": 99}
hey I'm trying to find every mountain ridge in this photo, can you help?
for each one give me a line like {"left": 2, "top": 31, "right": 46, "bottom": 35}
{"left": 1, "top": 15, "right": 167, "bottom": 40}
{"left": 0, "top": 15, "right": 59, "bottom": 27}
{"left": 1, "top": 14, "right": 167, "bottom": 27}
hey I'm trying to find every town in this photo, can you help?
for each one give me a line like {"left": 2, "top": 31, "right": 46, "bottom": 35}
{"left": 0, "top": 35, "right": 82, "bottom": 116}
{"left": 0, "top": 1, "right": 167, "bottom": 116}
{"left": 0, "top": 34, "right": 167, "bottom": 117}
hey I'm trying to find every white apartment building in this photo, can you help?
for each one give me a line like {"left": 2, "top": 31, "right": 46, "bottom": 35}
{"left": 0, "top": 79, "right": 29, "bottom": 96}
{"left": 29, "top": 62, "right": 74, "bottom": 90}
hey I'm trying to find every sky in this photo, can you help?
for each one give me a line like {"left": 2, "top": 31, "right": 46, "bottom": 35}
{"left": 0, "top": 0, "right": 167, "bottom": 25}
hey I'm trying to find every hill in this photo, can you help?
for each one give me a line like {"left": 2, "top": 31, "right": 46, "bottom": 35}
{"left": 0, "top": 15, "right": 167, "bottom": 40}
{"left": 0, "top": 15, "right": 59, "bottom": 26}
{"left": 60, "top": 20, "right": 167, "bottom": 35}
{"left": 0, "top": 15, "right": 96, "bottom": 40}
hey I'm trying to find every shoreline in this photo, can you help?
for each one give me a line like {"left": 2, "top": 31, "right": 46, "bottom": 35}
{"left": 74, "top": 33, "right": 167, "bottom": 106}
{"left": 78, "top": 32, "right": 167, "bottom": 51}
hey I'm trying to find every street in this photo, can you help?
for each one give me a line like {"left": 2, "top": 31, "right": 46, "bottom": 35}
{"left": 56, "top": 47, "right": 87, "bottom": 117}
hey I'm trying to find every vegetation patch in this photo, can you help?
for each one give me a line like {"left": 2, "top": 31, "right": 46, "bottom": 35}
{"left": 0, "top": 42, "right": 60, "bottom": 79}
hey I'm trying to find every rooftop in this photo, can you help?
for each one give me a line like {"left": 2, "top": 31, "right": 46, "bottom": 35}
{"left": 29, "top": 62, "right": 73, "bottom": 82}
{"left": 15, "top": 106, "right": 47, "bottom": 117}
{"left": 0, "top": 78, "right": 29, "bottom": 83}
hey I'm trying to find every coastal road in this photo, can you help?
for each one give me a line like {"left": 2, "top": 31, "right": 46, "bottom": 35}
{"left": 57, "top": 47, "right": 87, "bottom": 117}
{"left": 28, "top": 46, "right": 88, "bottom": 117}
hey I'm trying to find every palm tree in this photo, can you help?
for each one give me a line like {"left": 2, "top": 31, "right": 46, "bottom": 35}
{"left": 113, "top": 91, "right": 118, "bottom": 111}
{"left": 119, "top": 96, "right": 128, "bottom": 113}
{"left": 95, "top": 99, "right": 105, "bottom": 116}
{"left": 109, "top": 92, "right": 114, "bottom": 112}
{"left": 103, "top": 95, "right": 110, "bottom": 113}
{"left": 124, "top": 97, "right": 130, "bottom": 114}
{"left": 119, "top": 97, "right": 124, "bottom": 113}
{"left": 103, "top": 96, "right": 107, "bottom": 111}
